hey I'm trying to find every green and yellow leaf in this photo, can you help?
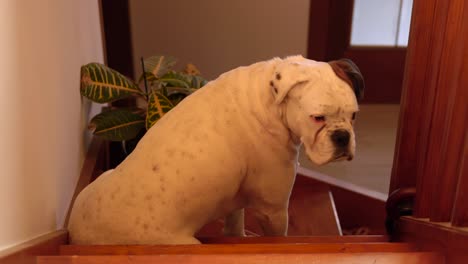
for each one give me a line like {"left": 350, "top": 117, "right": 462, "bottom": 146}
{"left": 146, "top": 91, "right": 174, "bottom": 129}
{"left": 190, "top": 75, "right": 208, "bottom": 89}
{"left": 137, "top": 71, "right": 157, "bottom": 86}
{"left": 89, "top": 109, "right": 145, "bottom": 141}
{"left": 80, "top": 63, "right": 143, "bottom": 103}
{"left": 144, "top": 56, "right": 177, "bottom": 77}
{"left": 159, "top": 71, "right": 191, "bottom": 88}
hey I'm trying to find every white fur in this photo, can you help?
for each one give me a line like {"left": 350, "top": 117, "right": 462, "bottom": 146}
{"left": 68, "top": 56, "right": 359, "bottom": 244}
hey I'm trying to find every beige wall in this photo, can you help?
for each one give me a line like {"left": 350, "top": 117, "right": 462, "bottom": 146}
{"left": 129, "top": 0, "right": 310, "bottom": 80}
{"left": 0, "top": 0, "right": 103, "bottom": 251}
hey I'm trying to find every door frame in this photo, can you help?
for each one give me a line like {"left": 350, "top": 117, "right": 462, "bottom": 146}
{"left": 307, "top": 0, "right": 406, "bottom": 103}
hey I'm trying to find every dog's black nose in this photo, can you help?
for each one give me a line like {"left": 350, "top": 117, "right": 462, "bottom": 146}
{"left": 331, "top": 129, "right": 350, "bottom": 148}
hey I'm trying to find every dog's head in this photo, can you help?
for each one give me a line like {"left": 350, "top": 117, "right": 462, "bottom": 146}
{"left": 270, "top": 56, "right": 364, "bottom": 165}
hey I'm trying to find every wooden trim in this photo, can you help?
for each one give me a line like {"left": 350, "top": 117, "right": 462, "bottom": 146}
{"left": 199, "top": 235, "right": 388, "bottom": 244}
{"left": 307, "top": 0, "right": 330, "bottom": 61}
{"left": 343, "top": 48, "right": 406, "bottom": 103}
{"left": 98, "top": 0, "right": 107, "bottom": 65}
{"left": 59, "top": 243, "right": 417, "bottom": 255}
{"left": 398, "top": 217, "right": 468, "bottom": 263}
{"left": 307, "top": 0, "right": 354, "bottom": 61}
{"left": 308, "top": 0, "right": 406, "bottom": 103}
{"left": 100, "top": 0, "right": 134, "bottom": 79}
{"left": 38, "top": 252, "right": 445, "bottom": 264}
{"left": 0, "top": 230, "right": 68, "bottom": 264}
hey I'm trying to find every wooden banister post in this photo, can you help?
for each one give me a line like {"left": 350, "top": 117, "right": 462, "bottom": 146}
{"left": 451, "top": 133, "right": 468, "bottom": 227}
{"left": 450, "top": 17, "right": 468, "bottom": 226}
{"left": 424, "top": 0, "right": 467, "bottom": 222}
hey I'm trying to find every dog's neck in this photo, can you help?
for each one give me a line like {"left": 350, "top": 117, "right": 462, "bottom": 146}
{"left": 247, "top": 62, "right": 301, "bottom": 151}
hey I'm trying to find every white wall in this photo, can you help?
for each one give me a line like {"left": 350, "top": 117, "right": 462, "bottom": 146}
{"left": 0, "top": 0, "right": 104, "bottom": 251}
{"left": 129, "top": 0, "right": 310, "bottom": 80}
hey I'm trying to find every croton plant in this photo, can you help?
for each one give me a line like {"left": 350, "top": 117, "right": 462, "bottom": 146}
{"left": 80, "top": 56, "right": 208, "bottom": 152}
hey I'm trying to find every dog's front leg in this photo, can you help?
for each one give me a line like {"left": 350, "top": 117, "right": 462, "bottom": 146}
{"left": 223, "top": 208, "right": 245, "bottom": 236}
{"left": 252, "top": 207, "right": 288, "bottom": 236}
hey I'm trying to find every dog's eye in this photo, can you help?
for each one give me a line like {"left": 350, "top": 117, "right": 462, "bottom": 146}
{"left": 352, "top": 112, "right": 357, "bottom": 120}
{"left": 312, "top": 115, "right": 326, "bottom": 122}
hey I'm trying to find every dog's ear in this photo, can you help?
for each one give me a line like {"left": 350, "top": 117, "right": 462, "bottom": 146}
{"left": 328, "top": 59, "right": 365, "bottom": 101}
{"left": 270, "top": 61, "right": 309, "bottom": 104}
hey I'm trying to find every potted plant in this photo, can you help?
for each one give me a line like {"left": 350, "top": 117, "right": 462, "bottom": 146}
{"left": 80, "top": 55, "right": 208, "bottom": 156}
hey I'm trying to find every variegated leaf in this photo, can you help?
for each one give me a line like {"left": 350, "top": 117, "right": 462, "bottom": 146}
{"left": 89, "top": 109, "right": 145, "bottom": 141}
{"left": 81, "top": 63, "right": 142, "bottom": 103}
{"left": 190, "top": 75, "right": 208, "bottom": 89}
{"left": 144, "top": 56, "right": 177, "bottom": 77}
{"left": 137, "top": 71, "right": 157, "bottom": 86}
{"left": 166, "top": 87, "right": 195, "bottom": 97}
{"left": 159, "top": 71, "right": 191, "bottom": 88}
{"left": 146, "top": 91, "right": 174, "bottom": 129}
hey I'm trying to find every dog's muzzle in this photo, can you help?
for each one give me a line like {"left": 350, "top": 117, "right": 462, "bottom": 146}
{"left": 331, "top": 129, "right": 353, "bottom": 161}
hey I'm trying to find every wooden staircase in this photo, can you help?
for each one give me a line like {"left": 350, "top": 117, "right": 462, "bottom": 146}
{"left": 36, "top": 236, "right": 443, "bottom": 263}
{"left": 31, "top": 138, "right": 440, "bottom": 263}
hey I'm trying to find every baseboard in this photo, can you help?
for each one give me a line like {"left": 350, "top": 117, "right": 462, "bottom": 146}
{"left": 0, "top": 230, "right": 68, "bottom": 264}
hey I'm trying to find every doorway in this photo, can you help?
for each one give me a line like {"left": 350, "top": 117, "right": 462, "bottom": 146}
{"left": 301, "top": 0, "right": 413, "bottom": 196}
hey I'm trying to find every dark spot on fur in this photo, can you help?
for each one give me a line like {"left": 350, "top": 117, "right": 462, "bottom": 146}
{"left": 145, "top": 194, "right": 152, "bottom": 200}
{"left": 199, "top": 148, "right": 203, "bottom": 153}
{"left": 143, "top": 223, "right": 149, "bottom": 230}
{"left": 270, "top": 80, "right": 274, "bottom": 86}
{"left": 166, "top": 149, "right": 175, "bottom": 157}
{"left": 152, "top": 164, "right": 159, "bottom": 172}
{"left": 160, "top": 186, "right": 166, "bottom": 192}
{"left": 176, "top": 169, "right": 180, "bottom": 175}
{"left": 190, "top": 176, "right": 195, "bottom": 182}
{"left": 276, "top": 73, "right": 281, "bottom": 80}
{"left": 273, "top": 87, "right": 278, "bottom": 93}
{"left": 160, "top": 176, "right": 165, "bottom": 182}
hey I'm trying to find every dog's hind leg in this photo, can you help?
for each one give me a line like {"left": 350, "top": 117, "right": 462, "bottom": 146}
{"left": 223, "top": 208, "right": 245, "bottom": 236}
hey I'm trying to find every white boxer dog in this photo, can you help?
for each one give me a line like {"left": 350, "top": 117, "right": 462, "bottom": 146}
{"left": 68, "top": 55, "right": 364, "bottom": 245}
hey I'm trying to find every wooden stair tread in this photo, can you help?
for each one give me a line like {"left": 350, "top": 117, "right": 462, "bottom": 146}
{"left": 60, "top": 243, "right": 417, "bottom": 255}
{"left": 38, "top": 252, "right": 444, "bottom": 264}
{"left": 199, "top": 235, "right": 388, "bottom": 244}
